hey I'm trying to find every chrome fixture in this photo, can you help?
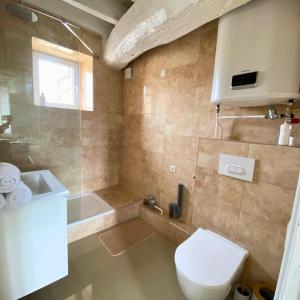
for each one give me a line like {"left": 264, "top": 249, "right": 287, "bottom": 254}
{"left": 265, "top": 106, "right": 283, "bottom": 120}
{"left": 214, "top": 100, "right": 299, "bottom": 139}
{"left": 143, "top": 195, "right": 163, "bottom": 215}
{"left": 6, "top": 1, "right": 38, "bottom": 22}
{"left": 5, "top": 0, "right": 98, "bottom": 58}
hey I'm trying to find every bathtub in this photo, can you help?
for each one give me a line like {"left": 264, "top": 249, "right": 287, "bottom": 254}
{"left": 68, "top": 192, "right": 114, "bottom": 224}
{"left": 67, "top": 192, "right": 139, "bottom": 243}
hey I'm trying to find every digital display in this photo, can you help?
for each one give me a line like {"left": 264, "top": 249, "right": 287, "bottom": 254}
{"left": 231, "top": 71, "right": 258, "bottom": 89}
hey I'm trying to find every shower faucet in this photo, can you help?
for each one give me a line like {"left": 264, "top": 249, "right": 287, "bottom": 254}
{"left": 143, "top": 195, "right": 163, "bottom": 215}
{"left": 169, "top": 183, "right": 184, "bottom": 219}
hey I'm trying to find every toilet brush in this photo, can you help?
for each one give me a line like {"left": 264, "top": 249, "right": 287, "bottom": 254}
{"left": 233, "top": 258, "right": 251, "bottom": 300}
{"left": 242, "top": 259, "right": 251, "bottom": 293}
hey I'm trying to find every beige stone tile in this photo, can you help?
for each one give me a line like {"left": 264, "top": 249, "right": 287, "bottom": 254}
{"left": 195, "top": 86, "right": 212, "bottom": 108}
{"left": 161, "top": 153, "right": 197, "bottom": 191}
{"left": 142, "top": 132, "right": 163, "bottom": 154}
{"left": 194, "top": 167, "right": 244, "bottom": 209}
{"left": 192, "top": 106, "right": 216, "bottom": 138}
{"left": 41, "top": 128, "right": 80, "bottom": 147}
{"left": 249, "top": 144, "right": 300, "bottom": 189}
{"left": 143, "top": 113, "right": 165, "bottom": 133}
{"left": 107, "top": 114, "right": 122, "bottom": 130}
{"left": 121, "top": 129, "right": 143, "bottom": 147}
{"left": 121, "top": 146, "right": 144, "bottom": 166}
{"left": 123, "top": 115, "right": 143, "bottom": 132}
{"left": 95, "top": 185, "right": 141, "bottom": 209}
{"left": 81, "top": 128, "right": 109, "bottom": 146}
{"left": 123, "top": 80, "right": 144, "bottom": 115}
{"left": 108, "top": 129, "right": 121, "bottom": 145}
{"left": 191, "top": 190, "right": 240, "bottom": 241}
{"left": 164, "top": 113, "right": 194, "bottom": 137}
{"left": 232, "top": 118, "right": 282, "bottom": 145}
{"left": 162, "top": 82, "right": 197, "bottom": 114}
{"left": 81, "top": 111, "right": 108, "bottom": 130}
{"left": 141, "top": 166, "right": 161, "bottom": 199}
{"left": 123, "top": 114, "right": 165, "bottom": 134}
{"left": 197, "top": 139, "right": 249, "bottom": 171}
{"left": 10, "top": 103, "right": 40, "bottom": 128}
{"left": 39, "top": 107, "right": 65, "bottom": 128}
{"left": 144, "top": 93, "right": 168, "bottom": 114}
{"left": 163, "top": 135, "right": 199, "bottom": 161}
{"left": 241, "top": 181, "right": 294, "bottom": 225}
{"left": 167, "top": 89, "right": 197, "bottom": 114}
{"left": 63, "top": 109, "right": 81, "bottom": 129}
{"left": 237, "top": 212, "right": 287, "bottom": 284}
{"left": 160, "top": 171, "right": 195, "bottom": 198}
{"left": 139, "top": 206, "right": 189, "bottom": 245}
{"left": 142, "top": 150, "right": 163, "bottom": 174}
{"left": 119, "top": 160, "right": 144, "bottom": 196}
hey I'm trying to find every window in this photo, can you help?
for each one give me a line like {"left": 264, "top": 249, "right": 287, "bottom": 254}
{"left": 33, "top": 52, "right": 80, "bottom": 109}
{"left": 32, "top": 37, "right": 93, "bottom": 111}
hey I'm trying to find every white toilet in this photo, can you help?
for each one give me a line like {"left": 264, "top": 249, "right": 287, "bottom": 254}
{"left": 175, "top": 228, "right": 248, "bottom": 300}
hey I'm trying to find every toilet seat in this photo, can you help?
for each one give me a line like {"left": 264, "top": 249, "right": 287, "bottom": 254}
{"left": 175, "top": 229, "right": 248, "bottom": 290}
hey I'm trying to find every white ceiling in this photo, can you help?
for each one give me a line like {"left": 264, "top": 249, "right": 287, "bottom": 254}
{"left": 24, "top": 0, "right": 131, "bottom": 38}
{"left": 61, "top": 0, "right": 131, "bottom": 25}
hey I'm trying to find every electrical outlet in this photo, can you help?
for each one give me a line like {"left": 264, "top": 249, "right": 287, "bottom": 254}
{"left": 169, "top": 165, "right": 176, "bottom": 173}
{"left": 160, "top": 68, "right": 167, "bottom": 77}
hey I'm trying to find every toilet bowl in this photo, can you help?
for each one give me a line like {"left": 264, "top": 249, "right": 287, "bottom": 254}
{"left": 175, "top": 228, "right": 248, "bottom": 300}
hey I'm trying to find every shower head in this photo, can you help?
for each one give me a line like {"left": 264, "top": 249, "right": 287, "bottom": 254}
{"left": 6, "top": 1, "right": 38, "bottom": 22}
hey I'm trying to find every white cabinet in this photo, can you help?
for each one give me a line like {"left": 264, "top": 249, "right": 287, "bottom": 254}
{"left": 0, "top": 170, "right": 69, "bottom": 300}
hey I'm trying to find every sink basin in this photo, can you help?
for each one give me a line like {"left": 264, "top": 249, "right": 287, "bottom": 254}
{"left": 20, "top": 170, "right": 69, "bottom": 201}
{"left": 21, "top": 172, "right": 51, "bottom": 195}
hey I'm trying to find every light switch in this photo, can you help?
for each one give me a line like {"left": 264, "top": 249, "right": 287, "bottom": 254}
{"left": 160, "top": 69, "right": 167, "bottom": 77}
{"left": 218, "top": 154, "right": 255, "bottom": 182}
{"left": 124, "top": 67, "right": 132, "bottom": 80}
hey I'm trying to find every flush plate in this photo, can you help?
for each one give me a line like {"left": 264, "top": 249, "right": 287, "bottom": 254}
{"left": 218, "top": 154, "right": 255, "bottom": 182}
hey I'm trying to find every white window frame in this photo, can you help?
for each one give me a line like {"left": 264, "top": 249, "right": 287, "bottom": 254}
{"left": 32, "top": 51, "right": 80, "bottom": 110}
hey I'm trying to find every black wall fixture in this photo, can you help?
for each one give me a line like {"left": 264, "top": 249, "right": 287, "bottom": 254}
{"left": 169, "top": 183, "right": 184, "bottom": 219}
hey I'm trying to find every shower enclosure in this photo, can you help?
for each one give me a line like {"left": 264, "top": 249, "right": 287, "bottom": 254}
{"left": 0, "top": 0, "right": 122, "bottom": 199}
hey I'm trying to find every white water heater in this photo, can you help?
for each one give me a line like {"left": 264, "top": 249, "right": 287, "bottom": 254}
{"left": 211, "top": 0, "right": 300, "bottom": 107}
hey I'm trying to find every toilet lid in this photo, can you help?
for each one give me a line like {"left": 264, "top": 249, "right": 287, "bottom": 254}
{"left": 175, "top": 228, "right": 248, "bottom": 288}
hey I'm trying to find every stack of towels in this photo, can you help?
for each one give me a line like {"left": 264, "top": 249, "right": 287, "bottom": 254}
{"left": 0, "top": 163, "right": 32, "bottom": 211}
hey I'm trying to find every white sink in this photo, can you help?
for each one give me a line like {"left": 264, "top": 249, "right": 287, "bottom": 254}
{"left": 21, "top": 170, "right": 69, "bottom": 200}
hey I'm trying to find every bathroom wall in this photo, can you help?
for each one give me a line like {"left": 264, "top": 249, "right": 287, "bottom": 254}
{"left": 120, "top": 20, "right": 300, "bottom": 285}
{"left": 79, "top": 31, "right": 122, "bottom": 194}
{"left": 0, "top": 0, "right": 122, "bottom": 195}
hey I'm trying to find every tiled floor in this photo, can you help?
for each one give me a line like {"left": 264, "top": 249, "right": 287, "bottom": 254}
{"left": 22, "top": 233, "right": 185, "bottom": 300}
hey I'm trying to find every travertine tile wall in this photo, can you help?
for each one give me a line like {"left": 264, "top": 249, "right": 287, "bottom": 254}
{"left": 79, "top": 31, "right": 122, "bottom": 193}
{"left": 121, "top": 20, "right": 300, "bottom": 285}
{"left": 0, "top": 0, "right": 122, "bottom": 195}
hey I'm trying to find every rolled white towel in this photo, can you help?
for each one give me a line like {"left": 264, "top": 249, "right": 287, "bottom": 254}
{"left": 5, "top": 181, "right": 32, "bottom": 211}
{"left": 0, "top": 194, "right": 5, "bottom": 210}
{"left": 0, "top": 163, "right": 21, "bottom": 193}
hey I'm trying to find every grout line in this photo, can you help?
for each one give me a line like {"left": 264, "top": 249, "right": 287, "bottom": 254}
{"left": 190, "top": 137, "right": 200, "bottom": 233}
{"left": 235, "top": 143, "right": 251, "bottom": 241}
{"left": 236, "top": 181, "right": 246, "bottom": 242}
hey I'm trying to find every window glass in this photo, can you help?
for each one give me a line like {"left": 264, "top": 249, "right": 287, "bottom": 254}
{"left": 33, "top": 52, "right": 79, "bottom": 109}
{"left": 32, "top": 37, "right": 93, "bottom": 111}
